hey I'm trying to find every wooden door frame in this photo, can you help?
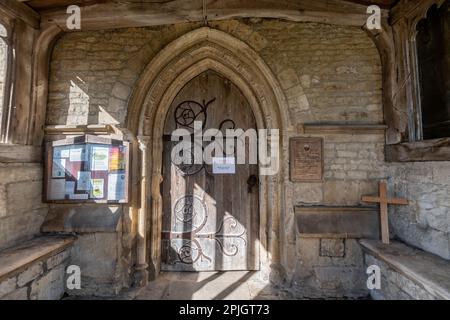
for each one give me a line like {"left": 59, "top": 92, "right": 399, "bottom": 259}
{"left": 126, "top": 27, "right": 291, "bottom": 285}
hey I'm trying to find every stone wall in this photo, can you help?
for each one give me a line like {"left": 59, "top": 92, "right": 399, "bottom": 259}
{"left": 288, "top": 131, "right": 387, "bottom": 298}
{"left": 0, "top": 162, "right": 47, "bottom": 251}
{"left": 389, "top": 163, "right": 450, "bottom": 260}
{"left": 364, "top": 252, "right": 436, "bottom": 300}
{"left": 0, "top": 248, "right": 71, "bottom": 300}
{"left": 47, "top": 19, "right": 381, "bottom": 127}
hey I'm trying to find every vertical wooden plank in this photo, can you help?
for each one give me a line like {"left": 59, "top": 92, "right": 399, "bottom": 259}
{"left": 379, "top": 182, "right": 390, "bottom": 244}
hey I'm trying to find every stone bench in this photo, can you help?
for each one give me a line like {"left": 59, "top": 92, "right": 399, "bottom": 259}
{"left": 0, "top": 235, "right": 76, "bottom": 300}
{"left": 360, "top": 239, "right": 450, "bottom": 300}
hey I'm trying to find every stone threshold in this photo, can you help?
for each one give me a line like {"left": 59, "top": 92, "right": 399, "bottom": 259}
{"left": 359, "top": 239, "right": 450, "bottom": 300}
{"left": 0, "top": 235, "right": 77, "bottom": 283}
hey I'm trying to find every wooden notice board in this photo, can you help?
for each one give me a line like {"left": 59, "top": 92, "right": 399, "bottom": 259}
{"left": 290, "top": 137, "right": 324, "bottom": 182}
{"left": 44, "top": 135, "right": 130, "bottom": 203}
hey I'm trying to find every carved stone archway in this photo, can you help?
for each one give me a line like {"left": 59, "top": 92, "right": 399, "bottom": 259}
{"left": 126, "top": 27, "right": 290, "bottom": 284}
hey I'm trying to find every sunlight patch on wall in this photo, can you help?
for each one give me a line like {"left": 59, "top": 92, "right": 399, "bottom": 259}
{"left": 67, "top": 79, "right": 89, "bottom": 125}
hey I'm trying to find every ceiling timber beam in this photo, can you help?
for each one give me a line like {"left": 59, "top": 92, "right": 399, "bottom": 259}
{"left": 0, "top": 0, "right": 40, "bottom": 29}
{"left": 39, "top": 0, "right": 388, "bottom": 31}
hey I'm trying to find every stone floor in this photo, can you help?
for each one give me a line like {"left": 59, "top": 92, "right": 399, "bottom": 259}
{"left": 132, "top": 271, "right": 293, "bottom": 300}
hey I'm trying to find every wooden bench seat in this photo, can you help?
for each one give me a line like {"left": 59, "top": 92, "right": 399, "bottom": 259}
{"left": 360, "top": 239, "right": 450, "bottom": 300}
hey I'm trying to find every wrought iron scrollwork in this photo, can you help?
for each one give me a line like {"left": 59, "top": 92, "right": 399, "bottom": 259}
{"left": 172, "top": 98, "right": 240, "bottom": 176}
{"left": 174, "top": 98, "right": 215, "bottom": 130}
{"left": 162, "top": 195, "right": 247, "bottom": 266}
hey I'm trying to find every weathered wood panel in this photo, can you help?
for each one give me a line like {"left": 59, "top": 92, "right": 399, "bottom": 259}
{"left": 161, "top": 70, "right": 259, "bottom": 271}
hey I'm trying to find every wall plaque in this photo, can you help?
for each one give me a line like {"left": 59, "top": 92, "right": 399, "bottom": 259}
{"left": 290, "top": 137, "right": 323, "bottom": 182}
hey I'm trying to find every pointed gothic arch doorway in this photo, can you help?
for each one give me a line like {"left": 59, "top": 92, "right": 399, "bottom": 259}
{"left": 126, "top": 27, "right": 290, "bottom": 283}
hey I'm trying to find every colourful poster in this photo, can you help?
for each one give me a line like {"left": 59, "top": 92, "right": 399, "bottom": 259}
{"left": 109, "top": 147, "right": 125, "bottom": 171}
{"left": 91, "top": 179, "right": 104, "bottom": 199}
{"left": 91, "top": 146, "right": 109, "bottom": 171}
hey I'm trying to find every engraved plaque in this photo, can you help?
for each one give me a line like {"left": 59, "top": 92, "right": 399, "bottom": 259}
{"left": 290, "top": 137, "right": 323, "bottom": 182}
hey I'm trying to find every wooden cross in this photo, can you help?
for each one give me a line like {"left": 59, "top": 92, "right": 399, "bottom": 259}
{"left": 361, "top": 181, "right": 409, "bottom": 244}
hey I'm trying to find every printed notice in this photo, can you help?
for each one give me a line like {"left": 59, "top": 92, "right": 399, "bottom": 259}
{"left": 91, "top": 179, "right": 104, "bottom": 199}
{"left": 91, "top": 146, "right": 109, "bottom": 171}
{"left": 107, "top": 173, "right": 126, "bottom": 201}
{"left": 69, "top": 194, "right": 89, "bottom": 200}
{"left": 65, "top": 181, "right": 75, "bottom": 195}
{"left": 69, "top": 147, "right": 85, "bottom": 162}
{"left": 48, "top": 179, "right": 65, "bottom": 200}
{"left": 77, "top": 171, "right": 91, "bottom": 190}
{"left": 54, "top": 146, "right": 71, "bottom": 159}
{"left": 52, "top": 158, "right": 66, "bottom": 178}
{"left": 212, "top": 157, "right": 236, "bottom": 174}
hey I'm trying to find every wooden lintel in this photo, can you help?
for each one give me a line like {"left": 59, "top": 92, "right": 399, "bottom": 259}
{"left": 39, "top": 0, "right": 389, "bottom": 30}
{"left": 0, "top": 0, "right": 40, "bottom": 29}
{"left": 386, "top": 138, "right": 450, "bottom": 162}
{"left": 44, "top": 124, "right": 114, "bottom": 135}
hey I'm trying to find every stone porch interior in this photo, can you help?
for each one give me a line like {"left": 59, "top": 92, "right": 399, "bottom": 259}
{"left": 0, "top": 0, "right": 450, "bottom": 301}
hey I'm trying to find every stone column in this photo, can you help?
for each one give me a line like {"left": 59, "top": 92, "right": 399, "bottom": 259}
{"left": 134, "top": 135, "right": 151, "bottom": 286}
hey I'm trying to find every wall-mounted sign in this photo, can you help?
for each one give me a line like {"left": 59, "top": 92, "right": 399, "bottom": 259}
{"left": 290, "top": 137, "right": 324, "bottom": 182}
{"left": 44, "top": 135, "right": 130, "bottom": 203}
{"left": 212, "top": 157, "right": 236, "bottom": 174}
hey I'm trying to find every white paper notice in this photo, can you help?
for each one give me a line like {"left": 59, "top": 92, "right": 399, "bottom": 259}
{"left": 77, "top": 171, "right": 91, "bottom": 190}
{"left": 65, "top": 181, "right": 75, "bottom": 195}
{"left": 48, "top": 179, "right": 65, "bottom": 200}
{"left": 91, "top": 146, "right": 109, "bottom": 171}
{"left": 107, "top": 173, "right": 126, "bottom": 200}
{"left": 212, "top": 157, "right": 236, "bottom": 174}
{"left": 69, "top": 147, "right": 84, "bottom": 162}
{"left": 69, "top": 194, "right": 89, "bottom": 200}
{"left": 52, "top": 158, "right": 66, "bottom": 178}
{"left": 60, "top": 147, "right": 70, "bottom": 158}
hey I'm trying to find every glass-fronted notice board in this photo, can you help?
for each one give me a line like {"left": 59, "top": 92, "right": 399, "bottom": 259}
{"left": 45, "top": 135, "right": 130, "bottom": 203}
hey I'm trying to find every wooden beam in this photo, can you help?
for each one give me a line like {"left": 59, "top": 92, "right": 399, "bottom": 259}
{"left": 386, "top": 138, "right": 450, "bottom": 162}
{"left": 0, "top": 0, "right": 40, "bottom": 29}
{"left": 40, "top": 0, "right": 387, "bottom": 30}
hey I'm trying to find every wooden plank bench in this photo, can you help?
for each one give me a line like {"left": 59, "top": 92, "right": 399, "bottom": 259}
{"left": 360, "top": 239, "right": 450, "bottom": 300}
{"left": 0, "top": 235, "right": 76, "bottom": 300}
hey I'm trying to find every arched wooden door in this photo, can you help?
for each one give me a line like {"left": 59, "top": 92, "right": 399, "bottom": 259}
{"left": 161, "top": 70, "right": 259, "bottom": 271}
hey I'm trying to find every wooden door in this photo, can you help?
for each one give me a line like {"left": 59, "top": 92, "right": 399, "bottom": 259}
{"left": 161, "top": 71, "right": 259, "bottom": 271}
